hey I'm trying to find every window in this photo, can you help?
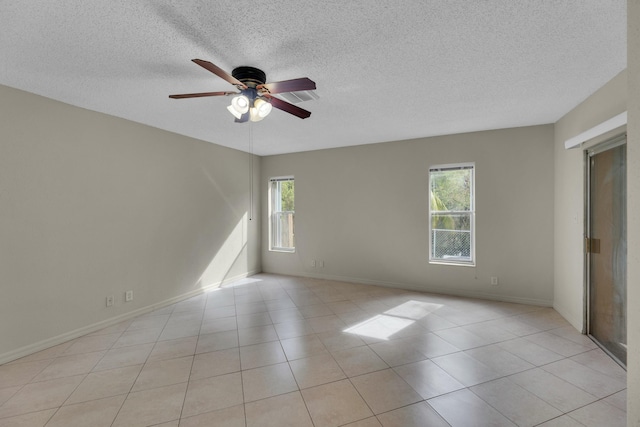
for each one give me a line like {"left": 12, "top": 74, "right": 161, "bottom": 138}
{"left": 429, "top": 163, "right": 475, "bottom": 265}
{"left": 270, "top": 177, "right": 295, "bottom": 252}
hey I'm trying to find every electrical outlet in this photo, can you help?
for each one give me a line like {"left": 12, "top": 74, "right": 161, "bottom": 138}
{"left": 311, "top": 260, "right": 316, "bottom": 268}
{"left": 106, "top": 295, "right": 114, "bottom": 307}
{"left": 125, "top": 291, "right": 133, "bottom": 302}
{"left": 490, "top": 276, "right": 499, "bottom": 286}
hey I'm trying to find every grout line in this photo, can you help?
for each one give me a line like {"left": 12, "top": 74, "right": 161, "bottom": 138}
{"left": 0, "top": 274, "right": 627, "bottom": 426}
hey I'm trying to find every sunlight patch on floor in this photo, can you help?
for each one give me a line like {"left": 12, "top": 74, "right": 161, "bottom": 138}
{"left": 344, "top": 300, "right": 443, "bottom": 340}
{"left": 343, "top": 315, "right": 415, "bottom": 340}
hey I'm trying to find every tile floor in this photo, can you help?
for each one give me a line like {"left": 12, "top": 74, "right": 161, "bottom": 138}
{"left": 0, "top": 274, "right": 627, "bottom": 427}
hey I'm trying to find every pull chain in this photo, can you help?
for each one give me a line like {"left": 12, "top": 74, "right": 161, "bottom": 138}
{"left": 249, "top": 122, "right": 254, "bottom": 221}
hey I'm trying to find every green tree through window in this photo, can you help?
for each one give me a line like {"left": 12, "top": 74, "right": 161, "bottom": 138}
{"left": 280, "top": 181, "right": 294, "bottom": 211}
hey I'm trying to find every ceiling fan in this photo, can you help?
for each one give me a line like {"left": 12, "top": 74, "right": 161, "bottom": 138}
{"left": 169, "top": 59, "right": 316, "bottom": 123}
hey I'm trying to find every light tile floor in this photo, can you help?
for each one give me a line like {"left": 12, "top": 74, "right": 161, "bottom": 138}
{"left": 0, "top": 274, "right": 627, "bottom": 427}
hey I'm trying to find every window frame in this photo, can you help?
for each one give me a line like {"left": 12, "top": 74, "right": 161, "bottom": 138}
{"left": 428, "top": 162, "right": 476, "bottom": 266}
{"left": 269, "top": 176, "right": 295, "bottom": 253}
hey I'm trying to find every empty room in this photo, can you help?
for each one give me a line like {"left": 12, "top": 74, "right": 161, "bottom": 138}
{"left": 1, "top": 1, "right": 639, "bottom": 426}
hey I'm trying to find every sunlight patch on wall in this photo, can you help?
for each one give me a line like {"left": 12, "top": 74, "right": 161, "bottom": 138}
{"left": 198, "top": 212, "right": 249, "bottom": 290}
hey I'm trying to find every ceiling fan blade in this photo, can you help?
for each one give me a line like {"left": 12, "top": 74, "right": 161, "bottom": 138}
{"left": 258, "top": 77, "right": 316, "bottom": 94}
{"left": 169, "top": 91, "right": 238, "bottom": 99}
{"left": 263, "top": 94, "right": 312, "bottom": 119}
{"left": 192, "top": 59, "right": 247, "bottom": 89}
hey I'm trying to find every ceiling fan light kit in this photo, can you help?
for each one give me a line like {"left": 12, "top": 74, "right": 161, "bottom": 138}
{"left": 231, "top": 94, "right": 249, "bottom": 113}
{"left": 251, "top": 98, "right": 273, "bottom": 121}
{"left": 228, "top": 86, "right": 270, "bottom": 123}
{"left": 169, "top": 59, "right": 316, "bottom": 123}
{"left": 226, "top": 103, "right": 243, "bottom": 120}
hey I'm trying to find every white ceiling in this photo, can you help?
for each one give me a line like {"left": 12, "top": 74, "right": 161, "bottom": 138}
{"left": 0, "top": 1, "right": 626, "bottom": 156}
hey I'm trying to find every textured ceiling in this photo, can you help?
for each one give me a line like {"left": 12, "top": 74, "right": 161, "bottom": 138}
{"left": 0, "top": 1, "right": 627, "bottom": 156}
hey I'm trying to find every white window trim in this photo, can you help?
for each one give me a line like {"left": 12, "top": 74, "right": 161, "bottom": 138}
{"left": 269, "top": 176, "right": 295, "bottom": 253}
{"left": 428, "top": 162, "right": 476, "bottom": 267}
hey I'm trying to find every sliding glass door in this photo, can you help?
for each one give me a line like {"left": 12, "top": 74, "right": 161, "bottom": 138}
{"left": 587, "top": 137, "right": 627, "bottom": 365}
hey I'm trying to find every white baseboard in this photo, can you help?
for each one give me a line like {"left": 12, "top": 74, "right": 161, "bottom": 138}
{"left": 285, "top": 270, "right": 554, "bottom": 307}
{"left": 0, "top": 270, "right": 260, "bottom": 365}
{"left": 553, "top": 301, "right": 585, "bottom": 332}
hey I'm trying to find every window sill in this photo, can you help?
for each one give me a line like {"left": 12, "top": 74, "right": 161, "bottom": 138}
{"left": 270, "top": 248, "right": 296, "bottom": 253}
{"left": 429, "top": 260, "right": 476, "bottom": 267}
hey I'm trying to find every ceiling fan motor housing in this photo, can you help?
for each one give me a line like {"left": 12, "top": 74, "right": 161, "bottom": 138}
{"left": 232, "top": 66, "right": 266, "bottom": 88}
{"left": 241, "top": 87, "right": 259, "bottom": 103}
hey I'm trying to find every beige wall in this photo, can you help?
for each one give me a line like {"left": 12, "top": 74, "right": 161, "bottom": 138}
{"left": 627, "top": 1, "right": 639, "bottom": 424}
{"left": 552, "top": 70, "right": 628, "bottom": 331}
{"left": 0, "top": 85, "right": 261, "bottom": 362}
{"left": 262, "top": 125, "right": 555, "bottom": 305}
{"left": 552, "top": 6, "right": 638, "bottom": 418}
